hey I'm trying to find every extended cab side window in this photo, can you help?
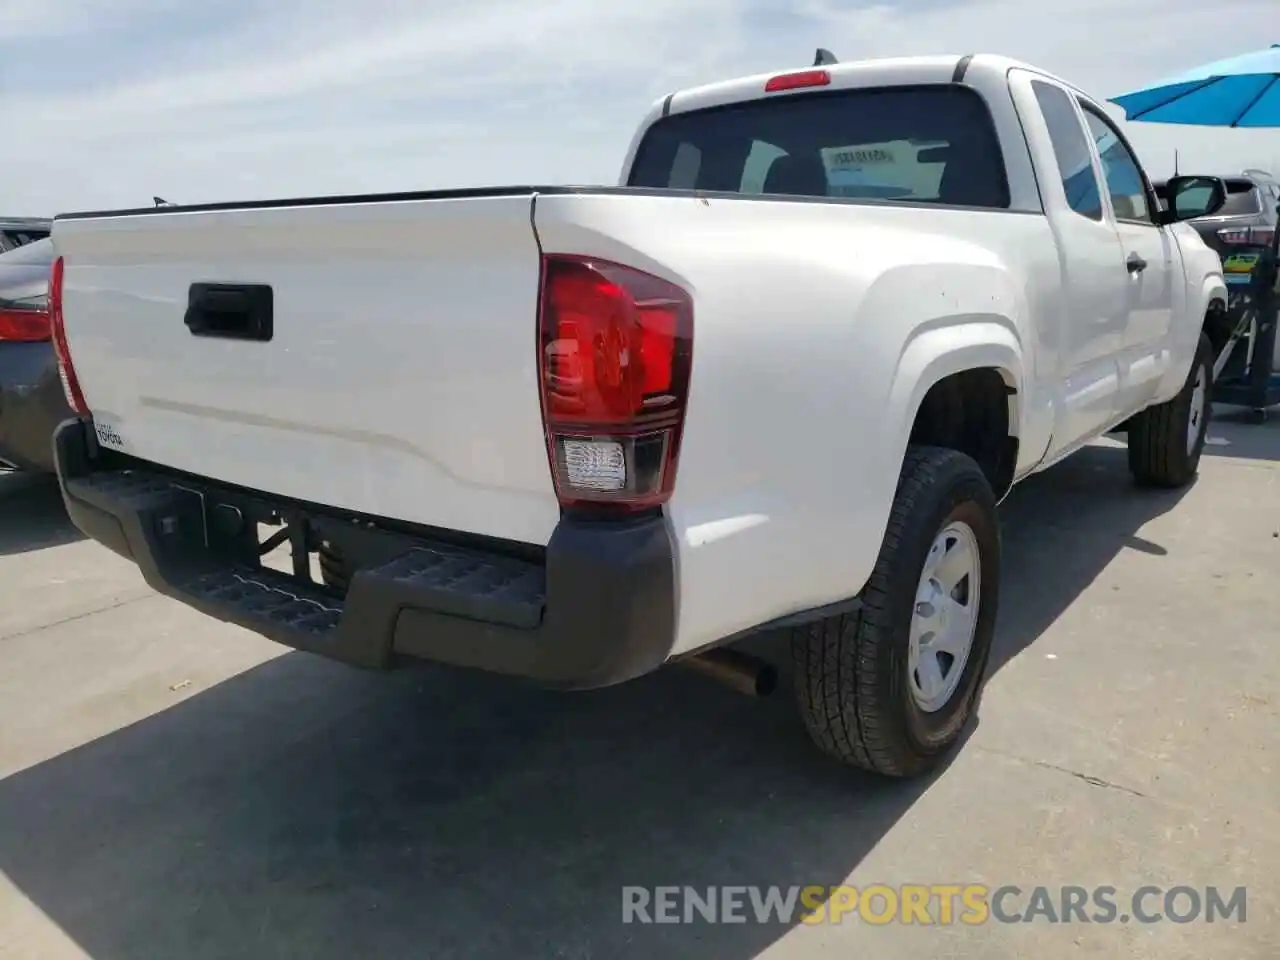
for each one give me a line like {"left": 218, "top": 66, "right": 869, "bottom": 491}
{"left": 1030, "top": 80, "right": 1103, "bottom": 221}
{"left": 1078, "top": 105, "right": 1154, "bottom": 224}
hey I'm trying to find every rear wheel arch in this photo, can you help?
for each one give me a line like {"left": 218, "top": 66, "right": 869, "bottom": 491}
{"left": 891, "top": 322, "right": 1024, "bottom": 501}
{"left": 907, "top": 366, "right": 1020, "bottom": 500}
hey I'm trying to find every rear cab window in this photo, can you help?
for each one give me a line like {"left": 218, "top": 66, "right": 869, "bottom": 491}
{"left": 1211, "top": 183, "right": 1263, "bottom": 218}
{"left": 627, "top": 86, "right": 1011, "bottom": 209}
{"left": 0, "top": 238, "right": 54, "bottom": 310}
{"left": 1153, "top": 180, "right": 1266, "bottom": 219}
{"left": 0, "top": 229, "right": 50, "bottom": 251}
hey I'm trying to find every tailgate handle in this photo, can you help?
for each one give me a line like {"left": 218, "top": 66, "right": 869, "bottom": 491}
{"left": 185, "top": 283, "right": 274, "bottom": 341}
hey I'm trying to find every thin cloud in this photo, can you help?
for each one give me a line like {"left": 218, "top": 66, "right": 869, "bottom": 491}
{"left": 3, "top": 0, "right": 1277, "bottom": 213}
{"left": 0, "top": 0, "right": 180, "bottom": 39}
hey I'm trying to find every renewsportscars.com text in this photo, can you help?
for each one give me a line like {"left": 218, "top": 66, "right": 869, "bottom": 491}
{"left": 621, "top": 884, "right": 1247, "bottom": 926}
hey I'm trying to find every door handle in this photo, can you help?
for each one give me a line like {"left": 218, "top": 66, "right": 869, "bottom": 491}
{"left": 185, "top": 283, "right": 274, "bottom": 341}
{"left": 1126, "top": 253, "right": 1147, "bottom": 274}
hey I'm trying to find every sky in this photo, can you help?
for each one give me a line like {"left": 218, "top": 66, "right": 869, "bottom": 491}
{"left": 2, "top": 0, "right": 1277, "bottom": 214}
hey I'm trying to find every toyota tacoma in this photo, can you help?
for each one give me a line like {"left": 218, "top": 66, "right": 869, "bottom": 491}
{"left": 45, "top": 53, "right": 1228, "bottom": 777}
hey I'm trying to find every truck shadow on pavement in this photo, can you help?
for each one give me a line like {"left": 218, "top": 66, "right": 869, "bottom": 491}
{"left": 987, "top": 439, "right": 1191, "bottom": 674}
{"left": 0, "top": 470, "right": 84, "bottom": 556}
{"left": 0, "top": 443, "right": 1191, "bottom": 960}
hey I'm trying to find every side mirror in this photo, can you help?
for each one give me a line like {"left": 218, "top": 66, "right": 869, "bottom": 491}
{"left": 1158, "top": 175, "right": 1227, "bottom": 224}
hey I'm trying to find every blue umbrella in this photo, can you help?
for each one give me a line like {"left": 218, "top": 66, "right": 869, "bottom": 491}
{"left": 1109, "top": 44, "right": 1280, "bottom": 127}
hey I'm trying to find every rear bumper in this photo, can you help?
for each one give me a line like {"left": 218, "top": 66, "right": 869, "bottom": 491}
{"left": 0, "top": 342, "right": 70, "bottom": 472}
{"left": 53, "top": 417, "right": 679, "bottom": 689}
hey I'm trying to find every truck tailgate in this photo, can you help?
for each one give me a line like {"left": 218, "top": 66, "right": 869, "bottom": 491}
{"left": 52, "top": 193, "right": 560, "bottom": 546}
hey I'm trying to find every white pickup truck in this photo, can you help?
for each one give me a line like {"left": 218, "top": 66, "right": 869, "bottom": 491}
{"left": 47, "top": 53, "right": 1228, "bottom": 778}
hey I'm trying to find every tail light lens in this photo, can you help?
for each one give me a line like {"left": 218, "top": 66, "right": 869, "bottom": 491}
{"left": 537, "top": 255, "right": 693, "bottom": 513}
{"left": 764, "top": 70, "right": 831, "bottom": 93}
{"left": 48, "top": 255, "right": 89, "bottom": 414}
{"left": 1218, "top": 225, "right": 1276, "bottom": 247}
{"left": 0, "top": 303, "right": 50, "bottom": 342}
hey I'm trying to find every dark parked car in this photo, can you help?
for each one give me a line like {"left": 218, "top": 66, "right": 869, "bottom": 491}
{"left": 1153, "top": 172, "right": 1278, "bottom": 257}
{"left": 0, "top": 216, "right": 51, "bottom": 251}
{"left": 0, "top": 237, "right": 71, "bottom": 472}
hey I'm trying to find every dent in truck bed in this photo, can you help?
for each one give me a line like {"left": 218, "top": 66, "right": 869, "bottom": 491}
{"left": 52, "top": 417, "right": 680, "bottom": 689}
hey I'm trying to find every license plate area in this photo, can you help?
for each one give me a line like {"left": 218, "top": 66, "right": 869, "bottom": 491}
{"left": 188, "top": 483, "right": 432, "bottom": 597}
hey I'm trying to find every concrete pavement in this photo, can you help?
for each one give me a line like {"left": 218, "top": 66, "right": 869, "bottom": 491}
{"left": 0, "top": 412, "right": 1276, "bottom": 959}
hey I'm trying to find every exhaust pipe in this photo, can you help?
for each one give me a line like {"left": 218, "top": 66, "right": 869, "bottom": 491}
{"left": 681, "top": 648, "right": 778, "bottom": 698}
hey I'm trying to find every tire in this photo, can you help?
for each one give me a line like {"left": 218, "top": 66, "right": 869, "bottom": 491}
{"left": 791, "top": 446, "right": 1001, "bottom": 778}
{"left": 1127, "top": 332, "right": 1213, "bottom": 488}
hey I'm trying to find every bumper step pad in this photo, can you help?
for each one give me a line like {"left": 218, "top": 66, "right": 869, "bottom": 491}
{"left": 62, "top": 466, "right": 546, "bottom": 670}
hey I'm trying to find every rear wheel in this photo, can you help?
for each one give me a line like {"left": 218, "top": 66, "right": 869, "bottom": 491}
{"left": 1127, "top": 331, "right": 1213, "bottom": 488}
{"left": 791, "top": 446, "right": 1000, "bottom": 778}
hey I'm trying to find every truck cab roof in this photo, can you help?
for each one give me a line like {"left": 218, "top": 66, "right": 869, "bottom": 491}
{"left": 661, "top": 54, "right": 1094, "bottom": 118}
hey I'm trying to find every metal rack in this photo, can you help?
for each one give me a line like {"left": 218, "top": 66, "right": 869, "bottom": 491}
{"left": 1209, "top": 232, "right": 1280, "bottom": 421}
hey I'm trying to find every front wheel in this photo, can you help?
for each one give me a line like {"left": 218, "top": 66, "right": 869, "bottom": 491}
{"left": 1127, "top": 332, "right": 1213, "bottom": 488}
{"left": 791, "top": 446, "right": 1001, "bottom": 778}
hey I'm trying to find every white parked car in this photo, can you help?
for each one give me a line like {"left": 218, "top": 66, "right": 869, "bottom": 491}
{"left": 46, "top": 53, "right": 1227, "bottom": 778}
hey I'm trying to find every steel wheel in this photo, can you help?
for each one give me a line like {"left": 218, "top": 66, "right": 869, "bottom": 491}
{"left": 908, "top": 520, "right": 981, "bottom": 713}
{"left": 1186, "top": 363, "right": 1207, "bottom": 455}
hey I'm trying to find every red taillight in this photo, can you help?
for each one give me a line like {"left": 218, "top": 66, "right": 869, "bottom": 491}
{"left": 48, "top": 255, "right": 89, "bottom": 414}
{"left": 0, "top": 307, "right": 50, "bottom": 342}
{"left": 1218, "top": 225, "right": 1276, "bottom": 247}
{"left": 537, "top": 255, "right": 693, "bottom": 513}
{"left": 764, "top": 69, "right": 830, "bottom": 93}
